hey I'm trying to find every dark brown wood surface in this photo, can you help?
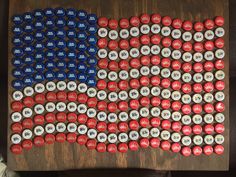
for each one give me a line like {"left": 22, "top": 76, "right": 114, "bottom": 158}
{"left": 8, "top": 0, "right": 229, "bottom": 171}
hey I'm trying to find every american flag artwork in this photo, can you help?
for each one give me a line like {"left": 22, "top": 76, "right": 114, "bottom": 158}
{"left": 10, "top": 8, "right": 226, "bottom": 156}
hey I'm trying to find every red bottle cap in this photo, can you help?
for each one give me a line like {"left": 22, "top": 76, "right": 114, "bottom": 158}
{"left": 108, "top": 19, "right": 118, "bottom": 29}
{"left": 45, "top": 92, "right": 56, "bottom": 102}
{"left": 215, "top": 81, "right": 225, "bottom": 91}
{"left": 87, "top": 97, "right": 97, "bottom": 108}
{"left": 97, "top": 143, "right": 106, "bottom": 152}
{"left": 151, "top": 55, "right": 160, "bottom": 65}
{"left": 150, "top": 76, "right": 160, "bottom": 86}
{"left": 215, "top": 16, "right": 224, "bottom": 26}
{"left": 77, "top": 114, "right": 88, "bottom": 124}
{"left": 11, "top": 144, "right": 22, "bottom": 154}
{"left": 22, "top": 139, "right": 33, "bottom": 150}
{"left": 140, "top": 13, "right": 150, "bottom": 24}
{"left": 204, "top": 61, "right": 214, "bottom": 71}
{"left": 161, "top": 58, "right": 171, "bottom": 68}
{"left": 151, "top": 34, "right": 161, "bottom": 44}
{"left": 151, "top": 97, "right": 161, "bottom": 106}
{"left": 192, "top": 125, "right": 202, "bottom": 135}
{"left": 193, "top": 42, "right": 204, "bottom": 52}
{"left": 161, "top": 120, "right": 171, "bottom": 130}
{"left": 181, "top": 146, "right": 192, "bottom": 156}
{"left": 182, "top": 83, "right": 192, "bottom": 94}
{"left": 23, "top": 97, "right": 35, "bottom": 107}
{"left": 204, "top": 82, "right": 214, "bottom": 92}
{"left": 192, "top": 104, "right": 202, "bottom": 114}
{"left": 151, "top": 14, "right": 161, "bottom": 24}
{"left": 97, "top": 80, "right": 107, "bottom": 90}
{"left": 108, "top": 102, "right": 117, "bottom": 112}
{"left": 182, "top": 20, "right": 193, "bottom": 31}
{"left": 67, "top": 133, "right": 77, "bottom": 143}
{"left": 130, "top": 37, "right": 140, "bottom": 48}
{"left": 130, "top": 16, "right": 140, "bottom": 26}
{"left": 204, "top": 19, "right": 215, "bottom": 29}
{"left": 161, "top": 140, "right": 171, "bottom": 151}
{"left": 172, "top": 18, "right": 182, "bottom": 29}
{"left": 204, "top": 41, "right": 214, "bottom": 51}
{"left": 98, "top": 58, "right": 109, "bottom": 69}
{"left": 193, "top": 146, "right": 202, "bottom": 156}
{"left": 108, "top": 40, "right": 118, "bottom": 50}
{"left": 193, "top": 83, "right": 203, "bottom": 93}
{"left": 96, "top": 121, "right": 107, "bottom": 132}
{"left": 204, "top": 103, "right": 214, "bottom": 113}
{"left": 87, "top": 118, "right": 97, "bottom": 128}
{"left": 162, "top": 16, "right": 172, "bottom": 26}
{"left": 215, "top": 60, "right": 224, "bottom": 69}
{"left": 118, "top": 101, "right": 128, "bottom": 111}
{"left": 172, "top": 81, "right": 182, "bottom": 90}
{"left": 56, "top": 133, "right": 66, "bottom": 143}
{"left": 118, "top": 80, "right": 129, "bottom": 90}
{"left": 214, "top": 145, "right": 224, "bottom": 155}
{"left": 161, "top": 99, "right": 171, "bottom": 109}
{"left": 172, "top": 39, "right": 182, "bottom": 49}
{"left": 203, "top": 145, "right": 213, "bottom": 155}
{"left": 140, "top": 35, "right": 150, "bottom": 45}
{"left": 140, "top": 138, "right": 150, "bottom": 148}
{"left": 140, "top": 76, "right": 150, "bottom": 86}
{"left": 107, "top": 144, "right": 117, "bottom": 153}
{"left": 107, "top": 123, "right": 117, "bottom": 133}
{"left": 150, "top": 117, "right": 161, "bottom": 127}
{"left": 77, "top": 135, "right": 88, "bottom": 145}
{"left": 182, "top": 125, "right": 192, "bottom": 135}
{"left": 162, "top": 37, "right": 172, "bottom": 47}
{"left": 204, "top": 124, "right": 214, "bottom": 134}
{"left": 182, "top": 42, "right": 192, "bottom": 51}
{"left": 77, "top": 93, "right": 88, "bottom": 103}
{"left": 118, "top": 143, "right": 128, "bottom": 153}
{"left": 98, "top": 17, "right": 108, "bottom": 27}
{"left": 108, "top": 60, "right": 119, "bottom": 71}
{"left": 172, "top": 121, "right": 182, "bottom": 132}
{"left": 35, "top": 93, "right": 46, "bottom": 103}
{"left": 67, "top": 113, "right": 77, "bottom": 122}
{"left": 45, "top": 113, "right": 56, "bottom": 123}
{"left": 193, "top": 62, "right": 203, "bottom": 72}
{"left": 129, "top": 120, "right": 139, "bottom": 130}
{"left": 129, "top": 99, "right": 140, "bottom": 110}
{"left": 97, "top": 38, "right": 107, "bottom": 48}
{"left": 194, "top": 22, "right": 204, "bottom": 31}
{"left": 182, "top": 62, "right": 192, "bottom": 73}
{"left": 129, "top": 141, "right": 139, "bottom": 151}
{"left": 150, "top": 138, "right": 160, "bottom": 148}
{"left": 130, "top": 58, "right": 141, "bottom": 68}
{"left": 140, "top": 97, "right": 150, "bottom": 106}
{"left": 119, "top": 18, "right": 129, "bottom": 28}
{"left": 140, "top": 117, "right": 149, "bottom": 127}
{"left": 108, "top": 81, "right": 118, "bottom": 91}
{"left": 215, "top": 38, "right": 224, "bottom": 48}
{"left": 140, "top": 56, "right": 150, "bottom": 65}
{"left": 34, "top": 115, "right": 44, "bottom": 125}
{"left": 86, "top": 139, "right": 97, "bottom": 150}
{"left": 215, "top": 102, "right": 225, "bottom": 112}
{"left": 57, "top": 91, "right": 67, "bottom": 101}
{"left": 171, "top": 101, "right": 181, "bottom": 111}
{"left": 119, "top": 39, "right": 129, "bottom": 50}
{"left": 22, "top": 118, "right": 33, "bottom": 129}
{"left": 119, "top": 60, "right": 129, "bottom": 70}
{"left": 67, "top": 92, "right": 77, "bottom": 101}
{"left": 215, "top": 123, "right": 225, "bottom": 134}
{"left": 161, "top": 78, "right": 171, "bottom": 88}
{"left": 171, "top": 142, "right": 181, "bottom": 153}
{"left": 11, "top": 123, "right": 23, "bottom": 133}
{"left": 56, "top": 112, "right": 66, "bottom": 122}
{"left": 97, "top": 101, "right": 107, "bottom": 111}
{"left": 34, "top": 136, "right": 45, "bottom": 146}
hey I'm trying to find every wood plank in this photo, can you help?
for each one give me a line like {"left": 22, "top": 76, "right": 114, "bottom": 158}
{"left": 8, "top": 0, "right": 229, "bottom": 171}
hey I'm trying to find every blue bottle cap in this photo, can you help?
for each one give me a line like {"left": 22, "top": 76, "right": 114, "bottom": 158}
{"left": 57, "top": 50, "right": 66, "bottom": 60}
{"left": 67, "top": 30, "right": 76, "bottom": 39}
{"left": 77, "top": 52, "right": 87, "bottom": 61}
{"left": 66, "top": 8, "right": 77, "bottom": 18}
{"left": 24, "top": 55, "right": 34, "bottom": 64}
{"left": 87, "top": 25, "right": 97, "bottom": 34}
{"left": 67, "top": 61, "right": 77, "bottom": 70}
{"left": 56, "top": 30, "right": 66, "bottom": 38}
{"left": 12, "top": 15, "right": 23, "bottom": 24}
{"left": 35, "top": 52, "right": 44, "bottom": 61}
{"left": 56, "top": 40, "right": 66, "bottom": 49}
{"left": 12, "top": 58, "right": 23, "bottom": 67}
{"left": 87, "top": 77, "right": 97, "bottom": 87}
{"left": 12, "top": 69, "right": 24, "bottom": 78}
{"left": 45, "top": 50, "right": 55, "bottom": 60}
{"left": 56, "top": 18, "right": 66, "bottom": 28}
{"left": 34, "top": 42, "right": 44, "bottom": 51}
{"left": 35, "top": 31, "right": 44, "bottom": 40}
{"left": 45, "top": 61, "right": 55, "bottom": 69}
{"left": 77, "top": 21, "right": 87, "bottom": 31}
{"left": 67, "top": 71, "right": 77, "bottom": 81}
{"left": 77, "top": 10, "right": 87, "bottom": 21}
{"left": 34, "top": 72, "right": 45, "bottom": 82}
{"left": 56, "top": 60, "right": 66, "bottom": 70}
{"left": 23, "top": 35, "right": 34, "bottom": 44}
{"left": 23, "top": 66, "right": 34, "bottom": 75}
{"left": 23, "top": 76, "right": 34, "bottom": 86}
{"left": 67, "top": 20, "right": 76, "bottom": 28}
{"left": 44, "top": 8, "right": 54, "bottom": 17}
{"left": 34, "top": 9, "right": 44, "bottom": 19}
{"left": 35, "top": 62, "right": 45, "bottom": 71}
{"left": 55, "top": 7, "right": 65, "bottom": 17}
{"left": 12, "top": 47, "right": 23, "bottom": 57}
{"left": 87, "top": 45, "right": 98, "bottom": 56}
{"left": 45, "top": 70, "right": 55, "bottom": 81}
{"left": 77, "top": 41, "right": 87, "bottom": 51}
{"left": 87, "top": 57, "right": 97, "bottom": 66}
{"left": 12, "top": 80, "right": 24, "bottom": 90}
{"left": 56, "top": 71, "right": 66, "bottom": 80}
{"left": 12, "top": 26, "right": 23, "bottom": 36}
{"left": 77, "top": 32, "right": 87, "bottom": 41}
{"left": 67, "top": 40, "right": 76, "bottom": 50}
{"left": 87, "top": 14, "right": 97, "bottom": 24}
{"left": 87, "top": 35, "right": 97, "bottom": 45}
{"left": 45, "top": 40, "right": 55, "bottom": 49}
{"left": 34, "top": 21, "right": 44, "bottom": 30}
{"left": 77, "top": 73, "right": 87, "bottom": 83}
{"left": 24, "top": 46, "right": 34, "bottom": 54}
{"left": 67, "top": 50, "right": 77, "bottom": 60}
{"left": 87, "top": 67, "right": 97, "bottom": 76}
{"left": 45, "top": 30, "right": 56, "bottom": 39}
{"left": 45, "top": 18, "right": 55, "bottom": 28}
{"left": 12, "top": 37, "right": 22, "bottom": 46}
{"left": 23, "top": 12, "right": 33, "bottom": 22}
{"left": 77, "top": 62, "right": 87, "bottom": 72}
{"left": 24, "top": 24, "right": 34, "bottom": 33}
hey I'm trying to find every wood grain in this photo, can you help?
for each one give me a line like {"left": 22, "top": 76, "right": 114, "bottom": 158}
{"left": 8, "top": 0, "right": 229, "bottom": 171}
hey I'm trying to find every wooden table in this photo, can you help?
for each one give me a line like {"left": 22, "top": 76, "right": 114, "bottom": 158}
{"left": 8, "top": 0, "right": 229, "bottom": 171}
